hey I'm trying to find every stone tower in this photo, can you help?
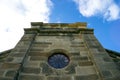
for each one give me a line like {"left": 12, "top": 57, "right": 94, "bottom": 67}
{"left": 0, "top": 22, "right": 120, "bottom": 80}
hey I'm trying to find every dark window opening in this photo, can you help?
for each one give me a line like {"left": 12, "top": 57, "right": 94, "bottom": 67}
{"left": 48, "top": 53, "right": 69, "bottom": 69}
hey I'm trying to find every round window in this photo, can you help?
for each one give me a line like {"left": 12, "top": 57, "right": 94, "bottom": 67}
{"left": 48, "top": 53, "right": 69, "bottom": 69}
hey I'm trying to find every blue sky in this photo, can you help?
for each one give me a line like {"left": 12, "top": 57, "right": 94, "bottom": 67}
{"left": 0, "top": 0, "right": 120, "bottom": 52}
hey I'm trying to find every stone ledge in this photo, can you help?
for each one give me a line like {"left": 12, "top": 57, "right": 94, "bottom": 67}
{"left": 47, "top": 76, "right": 72, "bottom": 80}
{"left": 0, "top": 77, "right": 13, "bottom": 80}
{"left": 1, "top": 63, "right": 20, "bottom": 70}
{"left": 29, "top": 52, "right": 46, "bottom": 56}
{"left": 71, "top": 56, "right": 88, "bottom": 61}
{"left": 78, "top": 61, "right": 93, "bottom": 66}
{"left": 31, "top": 22, "right": 87, "bottom": 28}
{"left": 30, "top": 56, "right": 47, "bottom": 61}
{"left": 74, "top": 74, "right": 98, "bottom": 80}
{"left": 19, "top": 75, "right": 44, "bottom": 80}
{"left": 21, "top": 67, "right": 41, "bottom": 74}
{"left": 76, "top": 66, "right": 96, "bottom": 75}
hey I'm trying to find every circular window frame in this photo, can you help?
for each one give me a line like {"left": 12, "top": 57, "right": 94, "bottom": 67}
{"left": 48, "top": 52, "right": 70, "bottom": 69}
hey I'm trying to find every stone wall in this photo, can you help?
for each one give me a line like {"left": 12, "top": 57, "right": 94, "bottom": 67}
{"left": 18, "top": 33, "right": 100, "bottom": 80}
{"left": 0, "top": 31, "right": 37, "bottom": 80}
{"left": 83, "top": 34, "right": 120, "bottom": 80}
{"left": 0, "top": 22, "right": 119, "bottom": 80}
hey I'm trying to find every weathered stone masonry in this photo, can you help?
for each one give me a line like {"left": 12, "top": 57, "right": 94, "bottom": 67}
{"left": 0, "top": 22, "right": 120, "bottom": 80}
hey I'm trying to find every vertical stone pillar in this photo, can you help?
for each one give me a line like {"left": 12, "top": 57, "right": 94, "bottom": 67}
{"left": 0, "top": 29, "right": 37, "bottom": 80}
{"left": 83, "top": 34, "right": 120, "bottom": 80}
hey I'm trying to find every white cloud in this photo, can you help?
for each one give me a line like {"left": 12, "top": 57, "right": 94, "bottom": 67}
{"left": 73, "top": 0, "right": 120, "bottom": 21}
{"left": 0, "top": 0, "right": 53, "bottom": 52}
{"left": 104, "top": 4, "right": 120, "bottom": 21}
